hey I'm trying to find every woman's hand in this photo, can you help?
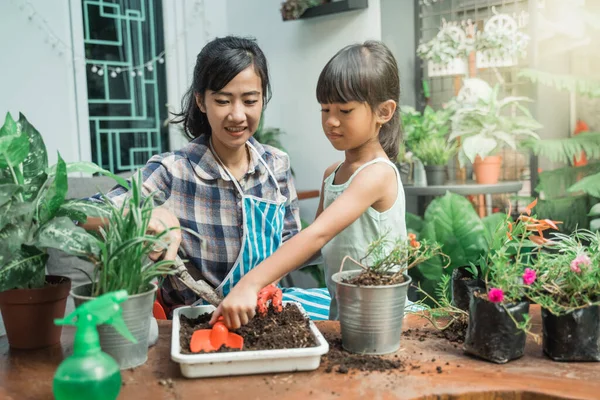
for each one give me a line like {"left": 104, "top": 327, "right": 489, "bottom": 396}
{"left": 210, "top": 281, "right": 262, "bottom": 329}
{"left": 147, "top": 207, "right": 182, "bottom": 261}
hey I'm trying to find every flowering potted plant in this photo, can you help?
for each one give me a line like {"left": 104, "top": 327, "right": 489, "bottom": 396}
{"left": 331, "top": 233, "right": 448, "bottom": 355}
{"left": 463, "top": 199, "right": 561, "bottom": 363}
{"left": 528, "top": 229, "right": 600, "bottom": 361}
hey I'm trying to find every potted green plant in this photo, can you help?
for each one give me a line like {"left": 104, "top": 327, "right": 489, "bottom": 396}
{"left": 70, "top": 173, "right": 196, "bottom": 369}
{"left": 528, "top": 229, "right": 600, "bottom": 361}
{"left": 411, "top": 136, "right": 458, "bottom": 186}
{"left": 0, "top": 112, "right": 124, "bottom": 349}
{"left": 331, "top": 234, "right": 448, "bottom": 355}
{"left": 449, "top": 85, "right": 542, "bottom": 184}
{"left": 401, "top": 105, "right": 453, "bottom": 186}
{"left": 464, "top": 200, "right": 560, "bottom": 363}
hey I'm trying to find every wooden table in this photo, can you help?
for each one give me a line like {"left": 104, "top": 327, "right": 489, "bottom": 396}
{"left": 1, "top": 306, "right": 598, "bottom": 400}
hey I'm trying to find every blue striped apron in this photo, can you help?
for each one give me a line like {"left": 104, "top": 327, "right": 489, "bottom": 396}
{"left": 208, "top": 141, "right": 330, "bottom": 320}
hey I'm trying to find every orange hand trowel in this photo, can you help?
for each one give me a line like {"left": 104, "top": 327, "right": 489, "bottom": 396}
{"left": 190, "top": 316, "right": 244, "bottom": 353}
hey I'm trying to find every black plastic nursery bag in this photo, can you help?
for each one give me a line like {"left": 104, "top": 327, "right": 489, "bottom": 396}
{"left": 542, "top": 306, "right": 600, "bottom": 362}
{"left": 451, "top": 268, "right": 485, "bottom": 312}
{"left": 464, "top": 295, "right": 529, "bottom": 364}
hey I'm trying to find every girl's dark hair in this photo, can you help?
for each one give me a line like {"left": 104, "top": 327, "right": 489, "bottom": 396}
{"left": 172, "top": 36, "right": 271, "bottom": 139}
{"left": 316, "top": 41, "right": 401, "bottom": 160}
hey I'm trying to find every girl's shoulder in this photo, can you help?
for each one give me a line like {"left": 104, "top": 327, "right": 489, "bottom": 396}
{"left": 340, "top": 158, "right": 398, "bottom": 187}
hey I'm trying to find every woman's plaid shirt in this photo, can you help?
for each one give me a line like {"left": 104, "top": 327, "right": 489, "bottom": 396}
{"left": 104, "top": 134, "right": 301, "bottom": 306}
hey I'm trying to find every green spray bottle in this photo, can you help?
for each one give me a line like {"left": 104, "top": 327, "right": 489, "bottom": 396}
{"left": 53, "top": 290, "right": 137, "bottom": 400}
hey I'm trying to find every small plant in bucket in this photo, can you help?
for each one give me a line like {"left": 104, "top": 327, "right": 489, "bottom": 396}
{"left": 464, "top": 199, "right": 561, "bottom": 363}
{"left": 528, "top": 229, "right": 600, "bottom": 361}
{"left": 71, "top": 172, "right": 199, "bottom": 369}
{"left": 331, "top": 233, "right": 448, "bottom": 355}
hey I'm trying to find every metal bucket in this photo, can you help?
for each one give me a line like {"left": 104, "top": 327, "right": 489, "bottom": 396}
{"left": 70, "top": 282, "right": 157, "bottom": 369}
{"left": 331, "top": 270, "right": 411, "bottom": 355}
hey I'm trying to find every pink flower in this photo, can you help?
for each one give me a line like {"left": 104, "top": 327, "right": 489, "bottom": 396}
{"left": 522, "top": 268, "right": 536, "bottom": 285}
{"left": 488, "top": 288, "right": 504, "bottom": 303}
{"left": 570, "top": 254, "right": 591, "bottom": 274}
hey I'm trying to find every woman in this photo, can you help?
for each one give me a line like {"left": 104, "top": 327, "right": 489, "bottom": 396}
{"left": 86, "top": 36, "right": 330, "bottom": 320}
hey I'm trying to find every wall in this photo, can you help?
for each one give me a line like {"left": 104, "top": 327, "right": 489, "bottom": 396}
{"left": 224, "top": 0, "right": 383, "bottom": 222}
{"left": 380, "top": 0, "right": 416, "bottom": 108}
{"left": 0, "top": 0, "right": 81, "bottom": 166}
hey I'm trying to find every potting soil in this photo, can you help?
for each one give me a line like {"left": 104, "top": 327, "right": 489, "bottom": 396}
{"left": 344, "top": 269, "right": 405, "bottom": 286}
{"left": 180, "top": 303, "right": 318, "bottom": 353}
{"left": 321, "top": 329, "right": 406, "bottom": 373}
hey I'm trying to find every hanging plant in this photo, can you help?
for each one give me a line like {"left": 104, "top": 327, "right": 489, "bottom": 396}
{"left": 475, "top": 13, "right": 529, "bottom": 60}
{"left": 280, "top": 0, "right": 327, "bottom": 21}
{"left": 416, "top": 23, "right": 473, "bottom": 65}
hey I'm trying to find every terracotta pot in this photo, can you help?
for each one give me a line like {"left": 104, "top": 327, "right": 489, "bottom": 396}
{"left": 473, "top": 155, "right": 502, "bottom": 184}
{"left": 0, "top": 275, "right": 71, "bottom": 349}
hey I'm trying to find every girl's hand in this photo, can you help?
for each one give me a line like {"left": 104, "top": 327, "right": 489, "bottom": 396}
{"left": 210, "top": 281, "right": 261, "bottom": 329}
{"left": 147, "top": 207, "right": 182, "bottom": 261}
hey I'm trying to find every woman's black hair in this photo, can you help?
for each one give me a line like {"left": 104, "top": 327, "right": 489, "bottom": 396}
{"left": 172, "top": 36, "right": 271, "bottom": 140}
{"left": 316, "top": 40, "right": 402, "bottom": 160}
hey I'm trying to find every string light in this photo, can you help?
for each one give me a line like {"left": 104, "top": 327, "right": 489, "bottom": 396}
{"left": 11, "top": 0, "right": 210, "bottom": 78}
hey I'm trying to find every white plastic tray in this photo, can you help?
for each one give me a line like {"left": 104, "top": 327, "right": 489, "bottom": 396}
{"left": 171, "top": 302, "right": 329, "bottom": 378}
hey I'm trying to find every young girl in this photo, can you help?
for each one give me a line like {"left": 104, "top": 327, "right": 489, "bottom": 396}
{"left": 212, "top": 40, "right": 408, "bottom": 328}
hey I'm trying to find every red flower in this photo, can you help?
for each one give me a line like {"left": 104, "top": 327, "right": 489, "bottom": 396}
{"left": 488, "top": 288, "right": 504, "bottom": 303}
{"left": 522, "top": 268, "right": 536, "bottom": 285}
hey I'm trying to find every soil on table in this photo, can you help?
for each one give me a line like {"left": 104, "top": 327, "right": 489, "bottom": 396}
{"left": 321, "top": 330, "right": 406, "bottom": 374}
{"left": 344, "top": 269, "right": 405, "bottom": 286}
{"left": 179, "top": 303, "right": 318, "bottom": 354}
{"left": 403, "top": 314, "right": 468, "bottom": 344}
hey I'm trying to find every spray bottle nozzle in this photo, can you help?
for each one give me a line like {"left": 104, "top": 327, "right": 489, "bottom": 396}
{"left": 55, "top": 290, "right": 137, "bottom": 344}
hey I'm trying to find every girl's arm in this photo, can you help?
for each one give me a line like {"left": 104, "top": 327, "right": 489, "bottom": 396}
{"left": 211, "top": 162, "right": 396, "bottom": 328}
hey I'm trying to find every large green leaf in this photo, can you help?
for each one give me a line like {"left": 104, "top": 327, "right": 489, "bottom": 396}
{"left": 36, "top": 216, "right": 100, "bottom": 258}
{"left": 408, "top": 255, "right": 445, "bottom": 305}
{"left": 0, "top": 113, "right": 29, "bottom": 169}
{"left": 0, "top": 224, "right": 28, "bottom": 268}
{"left": 48, "top": 161, "right": 130, "bottom": 189}
{"left": 0, "top": 245, "right": 47, "bottom": 291}
{"left": 482, "top": 212, "right": 508, "bottom": 246}
{"left": 568, "top": 171, "right": 600, "bottom": 197}
{"left": 59, "top": 199, "right": 112, "bottom": 219}
{"left": 462, "top": 135, "right": 497, "bottom": 163}
{"left": 406, "top": 212, "right": 424, "bottom": 236}
{"left": 420, "top": 192, "right": 488, "bottom": 269}
{"left": 18, "top": 113, "right": 48, "bottom": 200}
{"left": 38, "top": 153, "right": 68, "bottom": 224}
{"left": 0, "top": 184, "right": 21, "bottom": 207}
